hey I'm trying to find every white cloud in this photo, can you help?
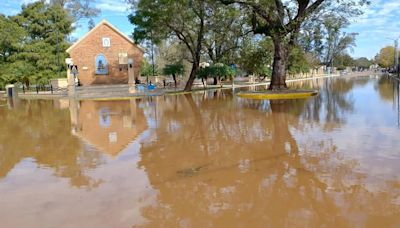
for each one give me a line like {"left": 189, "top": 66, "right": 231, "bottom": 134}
{"left": 21, "top": 0, "right": 50, "bottom": 4}
{"left": 376, "top": 1, "right": 400, "bottom": 16}
{"left": 346, "top": 0, "right": 400, "bottom": 58}
{"left": 95, "top": 0, "right": 129, "bottom": 13}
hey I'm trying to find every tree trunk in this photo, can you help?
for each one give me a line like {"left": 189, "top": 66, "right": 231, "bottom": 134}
{"left": 201, "top": 78, "right": 206, "bottom": 88}
{"left": 213, "top": 77, "right": 218, "bottom": 85}
{"left": 172, "top": 74, "right": 177, "bottom": 88}
{"left": 269, "top": 37, "right": 289, "bottom": 90}
{"left": 184, "top": 63, "right": 199, "bottom": 92}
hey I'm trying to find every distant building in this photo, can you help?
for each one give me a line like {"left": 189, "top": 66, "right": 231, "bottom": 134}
{"left": 66, "top": 20, "right": 144, "bottom": 86}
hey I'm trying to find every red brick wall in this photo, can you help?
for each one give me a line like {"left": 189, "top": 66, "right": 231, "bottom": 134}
{"left": 68, "top": 23, "right": 143, "bottom": 86}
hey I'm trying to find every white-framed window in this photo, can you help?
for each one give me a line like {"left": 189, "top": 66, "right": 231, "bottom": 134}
{"left": 102, "top": 37, "right": 111, "bottom": 47}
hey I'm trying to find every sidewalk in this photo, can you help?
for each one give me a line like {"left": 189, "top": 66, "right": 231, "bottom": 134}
{"left": 12, "top": 71, "right": 381, "bottom": 100}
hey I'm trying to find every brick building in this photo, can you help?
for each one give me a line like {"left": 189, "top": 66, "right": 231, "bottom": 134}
{"left": 66, "top": 20, "right": 144, "bottom": 86}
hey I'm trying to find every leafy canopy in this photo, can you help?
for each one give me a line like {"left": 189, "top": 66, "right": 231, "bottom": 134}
{"left": 197, "top": 63, "right": 235, "bottom": 80}
{"left": 163, "top": 64, "right": 184, "bottom": 76}
{"left": 0, "top": 0, "right": 73, "bottom": 87}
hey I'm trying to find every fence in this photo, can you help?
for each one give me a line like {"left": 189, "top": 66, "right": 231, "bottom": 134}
{"left": 18, "top": 84, "right": 67, "bottom": 95}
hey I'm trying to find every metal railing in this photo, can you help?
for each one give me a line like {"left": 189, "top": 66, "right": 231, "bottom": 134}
{"left": 19, "top": 84, "right": 67, "bottom": 95}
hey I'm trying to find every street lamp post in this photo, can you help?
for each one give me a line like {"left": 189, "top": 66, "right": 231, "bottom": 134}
{"left": 387, "top": 36, "right": 400, "bottom": 76}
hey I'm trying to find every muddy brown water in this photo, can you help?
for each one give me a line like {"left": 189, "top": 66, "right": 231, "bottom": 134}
{"left": 0, "top": 75, "right": 399, "bottom": 227}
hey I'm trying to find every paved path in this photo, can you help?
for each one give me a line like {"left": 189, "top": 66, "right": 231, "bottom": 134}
{"left": 5, "top": 71, "right": 384, "bottom": 100}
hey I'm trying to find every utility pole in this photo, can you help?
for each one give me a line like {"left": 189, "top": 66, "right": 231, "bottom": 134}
{"left": 151, "top": 41, "right": 155, "bottom": 77}
{"left": 395, "top": 39, "right": 399, "bottom": 77}
{"left": 57, "top": 29, "right": 61, "bottom": 78}
{"left": 150, "top": 30, "right": 156, "bottom": 84}
{"left": 387, "top": 36, "right": 400, "bottom": 76}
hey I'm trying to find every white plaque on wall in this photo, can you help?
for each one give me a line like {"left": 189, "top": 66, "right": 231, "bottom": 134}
{"left": 102, "top": 37, "right": 111, "bottom": 47}
{"left": 118, "top": 53, "right": 128, "bottom": 64}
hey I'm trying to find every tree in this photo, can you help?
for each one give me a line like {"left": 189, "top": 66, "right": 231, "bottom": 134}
{"left": 10, "top": 1, "right": 73, "bottom": 85}
{"left": 197, "top": 63, "right": 235, "bottom": 86}
{"left": 298, "top": 20, "right": 324, "bottom": 57}
{"left": 141, "top": 58, "right": 159, "bottom": 78}
{"left": 378, "top": 46, "right": 395, "bottom": 68}
{"left": 0, "top": 61, "right": 36, "bottom": 87}
{"left": 50, "top": 0, "right": 100, "bottom": 29}
{"left": 156, "top": 40, "right": 191, "bottom": 66}
{"left": 0, "top": 15, "right": 27, "bottom": 88}
{"left": 163, "top": 64, "right": 184, "bottom": 88}
{"left": 221, "top": 0, "right": 368, "bottom": 90}
{"left": 354, "top": 57, "right": 372, "bottom": 70}
{"left": 334, "top": 54, "right": 355, "bottom": 70}
{"left": 288, "top": 46, "right": 310, "bottom": 75}
{"left": 211, "top": 63, "right": 235, "bottom": 82}
{"left": 0, "top": 15, "right": 25, "bottom": 63}
{"left": 203, "top": 2, "right": 251, "bottom": 64}
{"left": 238, "top": 38, "right": 273, "bottom": 81}
{"left": 322, "top": 15, "right": 357, "bottom": 67}
{"left": 129, "top": 0, "right": 209, "bottom": 92}
{"left": 299, "top": 12, "right": 358, "bottom": 69}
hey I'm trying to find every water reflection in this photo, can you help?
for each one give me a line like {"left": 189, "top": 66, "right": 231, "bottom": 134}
{"left": 70, "top": 99, "right": 147, "bottom": 156}
{"left": 136, "top": 79, "right": 399, "bottom": 227}
{"left": 0, "top": 100, "right": 103, "bottom": 188}
{"left": 376, "top": 76, "right": 400, "bottom": 127}
{"left": 0, "top": 76, "right": 399, "bottom": 227}
{"left": 0, "top": 99, "right": 154, "bottom": 227}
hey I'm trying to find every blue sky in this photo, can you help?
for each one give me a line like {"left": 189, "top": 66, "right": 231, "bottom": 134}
{"left": 1, "top": 0, "right": 400, "bottom": 59}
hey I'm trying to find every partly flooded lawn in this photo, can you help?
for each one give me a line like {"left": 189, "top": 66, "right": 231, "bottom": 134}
{"left": 0, "top": 75, "right": 399, "bottom": 227}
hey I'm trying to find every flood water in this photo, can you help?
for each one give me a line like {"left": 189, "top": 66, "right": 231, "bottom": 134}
{"left": 0, "top": 75, "right": 400, "bottom": 227}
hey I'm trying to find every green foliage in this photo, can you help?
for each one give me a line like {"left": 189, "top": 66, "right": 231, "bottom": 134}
{"left": 129, "top": 0, "right": 368, "bottom": 90}
{"left": 0, "top": 1, "right": 73, "bottom": 87}
{"left": 197, "top": 63, "right": 235, "bottom": 80}
{"left": 299, "top": 12, "right": 358, "bottom": 67}
{"left": 211, "top": 63, "right": 235, "bottom": 79}
{"left": 378, "top": 46, "right": 395, "bottom": 68}
{"left": 220, "top": 0, "right": 367, "bottom": 89}
{"left": 163, "top": 64, "right": 184, "bottom": 76}
{"left": 354, "top": 57, "right": 372, "bottom": 69}
{"left": 141, "top": 58, "right": 159, "bottom": 77}
{"left": 334, "top": 54, "right": 355, "bottom": 70}
{"left": 0, "top": 61, "right": 35, "bottom": 85}
{"left": 129, "top": 0, "right": 226, "bottom": 90}
{"left": 238, "top": 38, "right": 273, "bottom": 77}
{"left": 203, "top": 2, "right": 249, "bottom": 64}
{"left": 129, "top": 0, "right": 203, "bottom": 45}
{"left": 0, "top": 15, "right": 25, "bottom": 63}
{"left": 288, "top": 47, "right": 310, "bottom": 74}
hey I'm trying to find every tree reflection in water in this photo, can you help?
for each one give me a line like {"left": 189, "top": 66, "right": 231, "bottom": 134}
{"left": 137, "top": 83, "right": 399, "bottom": 226}
{"left": 0, "top": 76, "right": 399, "bottom": 227}
{"left": 0, "top": 100, "right": 104, "bottom": 189}
{"left": 376, "top": 75, "right": 400, "bottom": 127}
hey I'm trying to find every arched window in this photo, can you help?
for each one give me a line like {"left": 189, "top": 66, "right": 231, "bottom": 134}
{"left": 95, "top": 54, "right": 108, "bottom": 75}
{"left": 98, "top": 107, "right": 111, "bottom": 128}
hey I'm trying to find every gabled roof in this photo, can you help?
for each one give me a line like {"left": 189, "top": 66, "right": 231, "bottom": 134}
{"left": 66, "top": 19, "right": 145, "bottom": 53}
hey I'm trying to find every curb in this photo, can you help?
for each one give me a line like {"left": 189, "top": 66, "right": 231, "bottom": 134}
{"left": 236, "top": 90, "right": 319, "bottom": 100}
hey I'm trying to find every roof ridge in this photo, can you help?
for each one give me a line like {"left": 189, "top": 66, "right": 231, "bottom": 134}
{"left": 66, "top": 19, "right": 145, "bottom": 53}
